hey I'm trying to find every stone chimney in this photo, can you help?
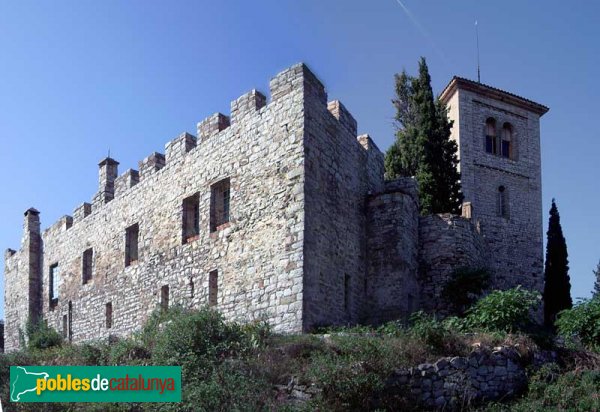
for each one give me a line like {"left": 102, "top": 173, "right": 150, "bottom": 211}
{"left": 93, "top": 157, "right": 119, "bottom": 209}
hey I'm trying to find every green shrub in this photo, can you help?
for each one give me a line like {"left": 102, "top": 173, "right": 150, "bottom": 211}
{"left": 25, "top": 318, "right": 63, "bottom": 350}
{"left": 465, "top": 287, "right": 541, "bottom": 333}
{"left": 307, "top": 352, "right": 383, "bottom": 410}
{"left": 441, "top": 267, "right": 490, "bottom": 316}
{"left": 484, "top": 368, "right": 600, "bottom": 411}
{"left": 556, "top": 297, "right": 600, "bottom": 351}
{"left": 150, "top": 306, "right": 257, "bottom": 381}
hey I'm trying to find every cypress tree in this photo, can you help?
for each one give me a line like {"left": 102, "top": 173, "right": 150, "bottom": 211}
{"left": 593, "top": 260, "right": 600, "bottom": 297}
{"left": 384, "top": 57, "right": 462, "bottom": 214}
{"left": 543, "top": 199, "right": 572, "bottom": 328}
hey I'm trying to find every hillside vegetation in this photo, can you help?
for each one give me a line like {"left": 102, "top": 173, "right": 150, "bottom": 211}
{"left": 2, "top": 287, "right": 600, "bottom": 411}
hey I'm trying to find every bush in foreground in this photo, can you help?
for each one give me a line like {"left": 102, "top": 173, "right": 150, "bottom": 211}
{"left": 556, "top": 296, "right": 600, "bottom": 351}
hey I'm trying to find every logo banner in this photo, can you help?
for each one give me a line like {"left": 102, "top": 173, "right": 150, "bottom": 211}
{"left": 10, "top": 366, "right": 181, "bottom": 403}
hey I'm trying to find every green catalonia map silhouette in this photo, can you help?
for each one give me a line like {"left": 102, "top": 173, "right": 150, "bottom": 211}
{"left": 11, "top": 366, "right": 48, "bottom": 401}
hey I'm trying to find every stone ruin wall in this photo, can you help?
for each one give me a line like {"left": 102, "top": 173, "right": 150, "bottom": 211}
{"left": 365, "top": 178, "right": 420, "bottom": 324}
{"left": 418, "top": 214, "right": 489, "bottom": 314}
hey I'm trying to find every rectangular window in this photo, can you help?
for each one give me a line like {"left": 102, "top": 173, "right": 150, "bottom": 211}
{"left": 182, "top": 193, "right": 200, "bottom": 243}
{"left": 161, "top": 285, "right": 169, "bottom": 311}
{"left": 49, "top": 263, "right": 60, "bottom": 307}
{"left": 210, "top": 179, "right": 230, "bottom": 232}
{"left": 501, "top": 140, "right": 511, "bottom": 158}
{"left": 82, "top": 248, "right": 93, "bottom": 284}
{"left": 62, "top": 315, "right": 67, "bottom": 338}
{"left": 106, "top": 302, "right": 113, "bottom": 329}
{"left": 485, "top": 135, "right": 494, "bottom": 154}
{"left": 125, "top": 223, "right": 139, "bottom": 266}
{"left": 209, "top": 270, "right": 218, "bottom": 307}
{"left": 344, "top": 274, "right": 350, "bottom": 312}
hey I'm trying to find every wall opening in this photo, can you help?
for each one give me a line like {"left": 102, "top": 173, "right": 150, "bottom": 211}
{"left": 182, "top": 193, "right": 200, "bottom": 243}
{"left": 49, "top": 263, "right": 60, "bottom": 308}
{"left": 125, "top": 223, "right": 139, "bottom": 266}
{"left": 344, "top": 274, "right": 350, "bottom": 312}
{"left": 82, "top": 248, "right": 93, "bottom": 284}
{"left": 106, "top": 302, "right": 113, "bottom": 329}
{"left": 498, "top": 186, "right": 509, "bottom": 218}
{"left": 68, "top": 301, "right": 72, "bottom": 342}
{"left": 501, "top": 123, "right": 513, "bottom": 159}
{"left": 210, "top": 179, "right": 230, "bottom": 232}
{"left": 485, "top": 117, "right": 497, "bottom": 155}
{"left": 161, "top": 285, "right": 169, "bottom": 311}
{"left": 209, "top": 270, "right": 218, "bottom": 307}
{"left": 189, "top": 278, "right": 195, "bottom": 299}
{"left": 62, "top": 315, "right": 67, "bottom": 338}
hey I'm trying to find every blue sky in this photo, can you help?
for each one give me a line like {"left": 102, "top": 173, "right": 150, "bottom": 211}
{"left": 1, "top": 1, "right": 598, "bottom": 319}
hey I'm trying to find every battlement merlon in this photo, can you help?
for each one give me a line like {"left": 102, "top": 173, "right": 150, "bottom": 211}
{"left": 43, "top": 215, "right": 73, "bottom": 237}
{"left": 4, "top": 248, "right": 16, "bottom": 261}
{"left": 230, "top": 90, "right": 266, "bottom": 125}
{"left": 165, "top": 132, "right": 197, "bottom": 164}
{"left": 27, "top": 63, "right": 337, "bottom": 235}
{"left": 115, "top": 169, "right": 140, "bottom": 198}
{"left": 328, "top": 100, "right": 357, "bottom": 137}
{"left": 138, "top": 152, "right": 165, "bottom": 179}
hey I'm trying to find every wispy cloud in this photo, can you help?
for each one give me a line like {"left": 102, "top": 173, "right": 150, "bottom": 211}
{"left": 394, "top": 0, "right": 448, "bottom": 65}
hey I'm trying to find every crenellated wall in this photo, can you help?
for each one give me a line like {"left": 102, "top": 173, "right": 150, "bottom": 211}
{"left": 3, "top": 64, "right": 546, "bottom": 351}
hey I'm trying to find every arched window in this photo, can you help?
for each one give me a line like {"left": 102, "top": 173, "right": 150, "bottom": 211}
{"left": 485, "top": 118, "right": 497, "bottom": 154}
{"left": 498, "top": 186, "right": 508, "bottom": 218}
{"left": 501, "top": 123, "right": 512, "bottom": 159}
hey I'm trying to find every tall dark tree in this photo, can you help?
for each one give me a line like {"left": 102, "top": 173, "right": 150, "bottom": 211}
{"left": 543, "top": 199, "right": 572, "bottom": 328}
{"left": 384, "top": 57, "right": 462, "bottom": 214}
{"left": 593, "top": 260, "right": 600, "bottom": 298}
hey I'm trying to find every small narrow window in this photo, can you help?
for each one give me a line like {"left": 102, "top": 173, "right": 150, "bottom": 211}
{"left": 501, "top": 123, "right": 512, "bottom": 159}
{"left": 182, "top": 193, "right": 200, "bottom": 243}
{"left": 161, "top": 285, "right": 169, "bottom": 311}
{"left": 344, "top": 274, "right": 350, "bottom": 312}
{"left": 485, "top": 118, "right": 497, "bottom": 154}
{"left": 498, "top": 186, "right": 509, "bottom": 218}
{"left": 125, "top": 223, "right": 139, "bottom": 266}
{"left": 210, "top": 179, "right": 230, "bottom": 232}
{"left": 209, "top": 271, "right": 218, "bottom": 307}
{"left": 62, "top": 315, "right": 68, "bottom": 338}
{"left": 82, "top": 248, "right": 93, "bottom": 284}
{"left": 49, "top": 263, "right": 60, "bottom": 307}
{"left": 407, "top": 294, "right": 414, "bottom": 313}
{"left": 106, "top": 302, "right": 113, "bottom": 329}
{"left": 189, "top": 278, "right": 195, "bottom": 298}
{"left": 68, "top": 301, "right": 73, "bottom": 342}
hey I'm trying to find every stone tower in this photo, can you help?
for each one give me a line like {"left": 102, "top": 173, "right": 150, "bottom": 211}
{"left": 440, "top": 78, "right": 549, "bottom": 292}
{"left": 4, "top": 208, "right": 43, "bottom": 350}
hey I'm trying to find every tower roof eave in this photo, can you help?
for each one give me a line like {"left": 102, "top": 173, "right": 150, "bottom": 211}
{"left": 439, "top": 76, "right": 549, "bottom": 116}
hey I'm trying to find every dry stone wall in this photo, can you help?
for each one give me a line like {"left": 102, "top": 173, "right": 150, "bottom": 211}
{"left": 384, "top": 346, "right": 529, "bottom": 410}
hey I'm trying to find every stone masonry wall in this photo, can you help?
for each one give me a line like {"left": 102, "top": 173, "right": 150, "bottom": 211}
{"left": 365, "top": 178, "right": 419, "bottom": 324}
{"left": 384, "top": 346, "right": 528, "bottom": 410}
{"left": 447, "top": 87, "right": 544, "bottom": 293}
{"left": 302, "top": 76, "right": 386, "bottom": 329}
{"left": 418, "top": 214, "right": 489, "bottom": 314}
{"left": 4, "top": 64, "right": 317, "bottom": 350}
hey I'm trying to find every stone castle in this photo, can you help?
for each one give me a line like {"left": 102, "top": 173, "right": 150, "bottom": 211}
{"left": 3, "top": 63, "right": 548, "bottom": 352}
